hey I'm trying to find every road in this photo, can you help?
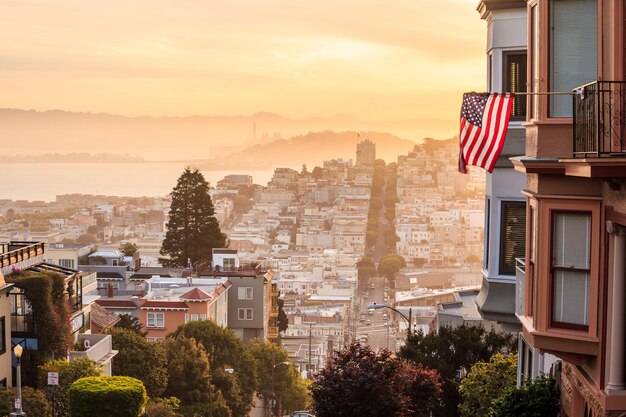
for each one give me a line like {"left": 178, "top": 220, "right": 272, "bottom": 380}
{"left": 353, "top": 274, "right": 399, "bottom": 351}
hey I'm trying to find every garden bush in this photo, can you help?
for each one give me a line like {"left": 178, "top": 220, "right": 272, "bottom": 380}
{"left": 69, "top": 376, "right": 147, "bottom": 417}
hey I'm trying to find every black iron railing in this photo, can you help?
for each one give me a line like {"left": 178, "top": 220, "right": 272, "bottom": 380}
{"left": 573, "top": 81, "right": 626, "bottom": 157}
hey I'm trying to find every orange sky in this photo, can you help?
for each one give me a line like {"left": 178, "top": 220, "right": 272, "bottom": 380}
{"left": 0, "top": 0, "right": 485, "bottom": 122}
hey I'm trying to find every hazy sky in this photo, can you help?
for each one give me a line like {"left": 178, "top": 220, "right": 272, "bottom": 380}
{"left": 0, "top": 0, "right": 485, "bottom": 121}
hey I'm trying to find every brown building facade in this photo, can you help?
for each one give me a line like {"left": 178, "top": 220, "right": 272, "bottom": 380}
{"left": 511, "top": 0, "right": 626, "bottom": 415}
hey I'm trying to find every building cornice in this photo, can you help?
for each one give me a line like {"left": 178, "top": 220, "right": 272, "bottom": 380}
{"left": 477, "top": 0, "right": 526, "bottom": 20}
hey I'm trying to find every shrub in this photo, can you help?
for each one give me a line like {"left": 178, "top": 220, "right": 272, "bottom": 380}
{"left": 490, "top": 374, "right": 560, "bottom": 417}
{"left": 69, "top": 376, "right": 147, "bottom": 417}
{"left": 0, "top": 386, "right": 52, "bottom": 417}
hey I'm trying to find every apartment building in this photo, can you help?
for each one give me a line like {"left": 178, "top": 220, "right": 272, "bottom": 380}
{"left": 198, "top": 249, "right": 279, "bottom": 342}
{"left": 499, "top": 0, "right": 626, "bottom": 415}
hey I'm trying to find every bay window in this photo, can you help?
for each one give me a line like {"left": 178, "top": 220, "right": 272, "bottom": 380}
{"left": 551, "top": 211, "right": 591, "bottom": 329}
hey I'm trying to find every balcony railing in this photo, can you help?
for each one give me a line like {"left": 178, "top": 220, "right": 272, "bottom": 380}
{"left": 0, "top": 241, "right": 45, "bottom": 274}
{"left": 573, "top": 81, "right": 626, "bottom": 157}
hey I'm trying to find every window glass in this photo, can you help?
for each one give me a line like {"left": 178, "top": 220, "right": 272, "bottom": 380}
{"left": 550, "top": 0, "right": 597, "bottom": 117}
{"left": 551, "top": 212, "right": 591, "bottom": 327}
{"left": 500, "top": 201, "right": 526, "bottom": 275}
{"left": 503, "top": 52, "right": 527, "bottom": 119}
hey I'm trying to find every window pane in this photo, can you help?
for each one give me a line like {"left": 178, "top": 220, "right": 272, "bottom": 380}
{"left": 553, "top": 269, "right": 589, "bottom": 325}
{"left": 550, "top": 0, "right": 597, "bottom": 117}
{"left": 246, "top": 309, "right": 253, "bottom": 320}
{"left": 246, "top": 287, "right": 253, "bottom": 299}
{"left": 503, "top": 52, "right": 527, "bottom": 119}
{"left": 553, "top": 212, "right": 591, "bottom": 269}
{"left": 238, "top": 309, "right": 245, "bottom": 320}
{"left": 238, "top": 287, "right": 245, "bottom": 300}
{"left": 499, "top": 201, "right": 526, "bottom": 275}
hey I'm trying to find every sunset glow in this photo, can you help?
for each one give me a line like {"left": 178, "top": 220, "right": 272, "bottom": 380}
{"left": 0, "top": 0, "right": 485, "bottom": 122}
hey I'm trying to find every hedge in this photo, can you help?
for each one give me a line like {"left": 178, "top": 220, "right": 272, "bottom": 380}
{"left": 68, "top": 376, "right": 147, "bottom": 417}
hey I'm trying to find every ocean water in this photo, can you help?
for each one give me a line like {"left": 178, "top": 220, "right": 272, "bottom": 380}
{"left": 0, "top": 162, "right": 281, "bottom": 202}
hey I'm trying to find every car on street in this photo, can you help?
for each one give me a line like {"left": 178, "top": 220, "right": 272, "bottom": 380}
{"left": 366, "top": 320, "right": 371, "bottom": 326}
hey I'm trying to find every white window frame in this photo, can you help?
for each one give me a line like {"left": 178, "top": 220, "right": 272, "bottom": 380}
{"left": 238, "top": 308, "right": 253, "bottom": 320}
{"left": 238, "top": 287, "right": 253, "bottom": 300}
{"left": 147, "top": 312, "right": 164, "bottom": 328}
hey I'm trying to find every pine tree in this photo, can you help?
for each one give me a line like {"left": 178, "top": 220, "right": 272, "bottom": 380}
{"left": 160, "top": 167, "right": 226, "bottom": 267}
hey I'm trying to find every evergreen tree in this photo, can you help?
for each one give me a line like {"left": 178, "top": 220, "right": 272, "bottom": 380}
{"left": 160, "top": 168, "right": 226, "bottom": 267}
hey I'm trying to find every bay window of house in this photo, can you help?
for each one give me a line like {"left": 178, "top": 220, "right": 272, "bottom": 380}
{"left": 503, "top": 51, "right": 527, "bottom": 120}
{"left": 499, "top": 201, "right": 526, "bottom": 275}
{"left": 549, "top": 0, "right": 597, "bottom": 117}
{"left": 147, "top": 312, "right": 164, "bottom": 328}
{"left": 551, "top": 211, "right": 591, "bottom": 330}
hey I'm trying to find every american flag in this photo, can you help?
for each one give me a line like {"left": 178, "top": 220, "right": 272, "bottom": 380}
{"left": 458, "top": 92, "right": 514, "bottom": 173}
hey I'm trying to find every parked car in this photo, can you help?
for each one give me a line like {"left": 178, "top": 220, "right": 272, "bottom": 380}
{"left": 289, "top": 412, "right": 315, "bottom": 417}
{"left": 366, "top": 320, "right": 372, "bottom": 326}
{"left": 360, "top": 314, "right": 366, "bottom": 322}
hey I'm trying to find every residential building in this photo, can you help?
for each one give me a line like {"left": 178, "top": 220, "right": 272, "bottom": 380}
{"left": 138, "top": 277, "right": 231, "bottom": 340}
{"left": 198, "top": 249, "right": 279, "bottom": 342}
{"left": 509, "top": 1, "right": 626, "bottom": 415}
{"left": 474, "top": 1, "right": 527, "bottom": 329}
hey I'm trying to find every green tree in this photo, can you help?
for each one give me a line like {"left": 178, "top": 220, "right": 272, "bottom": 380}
{"left": 277, "top": 296, "right": 289, "bottom": 333}
{"left": 160, "top": 167, "right": 226, "bottom": 267}
{"left": 311, "top": 166, "right": 324, "bottom": 180}
{"left": 249, "top": 340, "right": 309, "bottom": 416}
{"left": 115, "top": 313, "right": 147, "bottom": 336}
{"left": 144, "top": 397, "right": 182, "bottom": 417}
{"left": 107, "top": 328, "right": 168, "bottom": 398}
{"left": 357, "top": 257, "right": 377, "bottom": 282}
{"left": 168, "top": 320, "right": 257, "bottom": 417}
{"left": 163, "top": 336, "right": 211, "bottom": 406}
{"left": 311, "top": 343, "right": 441, "bottom": 417}
{"left": 377, "top": 254, "right": 406, "bottom": 279}
{"left": 399, "top": 325, "right": 517, "bottom": 417}
{"left": 76, "top": 234, "right": 97, "bottom": 245}
{"left": 39, "top": 358, "right": 102, "bottom": 417}
{"left": 458, "top": 353, "right": 517, "bottom": 417}
{"left": 0, "top": 387, "right": 52, "bottom": 417}
{"left": 490, "top": 374, "right": 560, "bottom": 417}
{"left": 119, "top": 242, "right": 138, "bottom": 257}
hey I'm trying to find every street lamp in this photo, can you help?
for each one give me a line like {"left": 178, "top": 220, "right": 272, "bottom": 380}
{"left": 368, "top": 303, "right": 413, "bottom": 337}
{"left": 11, "top": 344, "right": 25, "bottom": 417}
{"left": 270, "top": 361, "right": 290, "bottom": 417}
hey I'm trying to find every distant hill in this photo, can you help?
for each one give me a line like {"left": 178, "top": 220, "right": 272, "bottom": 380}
{"left": 199, "top": 131, "right": 417, "bottom": 169}
{"left": 0, "top": 108, "right": 455, "bottom": 161}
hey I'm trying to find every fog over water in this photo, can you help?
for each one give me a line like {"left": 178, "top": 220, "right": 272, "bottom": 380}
{"left": 0, "top": 163, "right": 281, "bottom": 202}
